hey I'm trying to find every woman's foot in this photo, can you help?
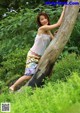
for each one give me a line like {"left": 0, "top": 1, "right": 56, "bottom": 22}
{"left": 9, "top": 85, "right": 15, "bottom": 92}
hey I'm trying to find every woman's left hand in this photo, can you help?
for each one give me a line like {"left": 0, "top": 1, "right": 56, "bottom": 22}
{"left": 63, "top": 5, "right": 67, "bottom": 11}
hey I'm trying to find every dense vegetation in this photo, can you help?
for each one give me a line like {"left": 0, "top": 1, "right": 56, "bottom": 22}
{"left": 0, "top": 4, "right": 80, "bottom": 113}
{"left": 0, "top": 0, "right": 68, "bottom": 19}
{"left": 0, "top": 72, "right": 80, "bottom": 113}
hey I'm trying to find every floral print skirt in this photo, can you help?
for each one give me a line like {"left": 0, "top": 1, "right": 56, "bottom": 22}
{"left": 24, "top": 50, "right": 41, "bottom": 76}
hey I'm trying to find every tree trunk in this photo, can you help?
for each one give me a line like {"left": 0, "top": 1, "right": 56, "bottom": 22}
{"left": 23, "top": 0, "right": 79, "bottom": 88}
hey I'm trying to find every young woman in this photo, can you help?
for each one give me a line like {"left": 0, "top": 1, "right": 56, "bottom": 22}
{"left": 9, "top": 6, "right": 66, "bottom": 91}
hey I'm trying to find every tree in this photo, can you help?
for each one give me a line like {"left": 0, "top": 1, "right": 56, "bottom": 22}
{"left": 18, "top": 0, "right": 79, "bottom": 91}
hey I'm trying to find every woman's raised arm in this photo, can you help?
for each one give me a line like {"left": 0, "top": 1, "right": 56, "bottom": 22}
{"left": 39, "top": 6, "right": 66, "bottom": 31}
{"left": 57, "top": 5, "right": 66, "bottom": 26}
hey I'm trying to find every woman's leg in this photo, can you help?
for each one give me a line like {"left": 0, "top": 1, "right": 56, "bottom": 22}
{"left": 9, "top": 75, "right": 32, "bottom": 91}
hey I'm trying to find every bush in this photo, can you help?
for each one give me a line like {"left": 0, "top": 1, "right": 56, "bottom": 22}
{"left": 50, "top": 53, "right": 80, "bottom": 82}
{"left": 0, "top": 45, "right": 31, "bottom": 93}
{"left": 1, "top": 48, "right": 30, "bottom": 78}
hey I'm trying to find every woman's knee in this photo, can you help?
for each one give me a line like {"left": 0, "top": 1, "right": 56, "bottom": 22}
{"left": 23, "top": 75, "right": 32, "bottom": 80}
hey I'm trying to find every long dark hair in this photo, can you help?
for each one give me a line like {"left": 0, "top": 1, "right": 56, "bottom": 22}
{"left": 37, "top": 12, "right": 50, "bottom": 27}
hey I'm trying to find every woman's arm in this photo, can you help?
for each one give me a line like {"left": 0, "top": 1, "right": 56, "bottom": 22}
{"left": 48, "top": 31, "right": 55, "bottom": 39}
{"left": 39, "top": 6, "right": 66, "bottom": 31}
{"left": 57, "top": 6, "right": 66, "bottom": 26}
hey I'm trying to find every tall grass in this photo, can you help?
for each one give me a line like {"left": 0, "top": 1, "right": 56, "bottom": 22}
{"left": 0, "top": 72, "right": 80, "bottom": 113}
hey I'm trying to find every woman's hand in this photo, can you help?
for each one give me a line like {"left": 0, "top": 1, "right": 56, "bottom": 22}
{"left": 63, "top": 5, "right": 67, "bottom": 11}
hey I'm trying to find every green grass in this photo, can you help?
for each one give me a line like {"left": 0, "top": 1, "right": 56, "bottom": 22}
{"left": 0, "top": 72, "right": 80, "bottom": 113}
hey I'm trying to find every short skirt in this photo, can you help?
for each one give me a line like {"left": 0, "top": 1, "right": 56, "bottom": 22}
{"left": 24, "top": 50, "right": 41, "bottom": 76}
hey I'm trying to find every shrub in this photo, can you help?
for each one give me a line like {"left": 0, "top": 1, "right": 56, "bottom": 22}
{"left": 50, "top": 53, "right": 80, "bottom": 82}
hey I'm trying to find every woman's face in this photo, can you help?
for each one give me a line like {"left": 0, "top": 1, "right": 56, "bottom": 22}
{"left": 39, "top": 15, "right": 48, "bottom": 26}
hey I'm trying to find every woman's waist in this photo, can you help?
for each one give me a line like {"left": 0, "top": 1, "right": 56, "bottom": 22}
{"left": 30, "top": 45, "right": 46, "bottom": 56}
{"left": 28, "top": 50, "right": 41, "bottom": 59}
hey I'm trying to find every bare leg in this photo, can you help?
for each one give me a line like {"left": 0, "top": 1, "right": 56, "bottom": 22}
{"left": 9, "top": 75, "right": 32, "bottom": 91}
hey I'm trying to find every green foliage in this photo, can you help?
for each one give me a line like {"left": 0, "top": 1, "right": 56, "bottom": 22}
{"left": 0, "top": 72, "right": 80, "bottom": 113}
{"left": 0, "top": 8, "right": 37, "bottom": 40}
{"left": 0, "top": 46, "right": 30, "bottom": 84}
{"left": 0, "top": 0, "right": 43, "bottom": 18}
{"left": 67, "top": 18, "right": 80, "bottom": 53}
{"left": 51, "top": 53, "right": 80, "bottom": 82}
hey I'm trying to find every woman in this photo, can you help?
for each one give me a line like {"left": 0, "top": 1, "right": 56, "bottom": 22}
{"left": 9, "top": 6, "right": 66, "bottom": 91}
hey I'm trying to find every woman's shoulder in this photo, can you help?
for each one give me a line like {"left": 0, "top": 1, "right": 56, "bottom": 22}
{"left": 38, "top": 25, "right": 48, "bottom": 31}
{"left": 37, "top": 28, "right": 44, "bottom": 35}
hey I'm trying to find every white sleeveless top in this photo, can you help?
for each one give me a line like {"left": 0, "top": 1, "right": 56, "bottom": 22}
{"left": 30, "top": 34, "right": 51, "bottom": 56}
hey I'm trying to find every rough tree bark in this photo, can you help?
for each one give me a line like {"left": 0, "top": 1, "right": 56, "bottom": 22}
{"left": 22, "top": 0, "right": 79, "bottom": 89}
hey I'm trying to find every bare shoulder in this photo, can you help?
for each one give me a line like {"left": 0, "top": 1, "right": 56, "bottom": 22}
{"left": 38, "top": 26, "right": 46, "bottom": 35}
{"left": 38, "top": 25, "right": 48, "bottom": 31}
